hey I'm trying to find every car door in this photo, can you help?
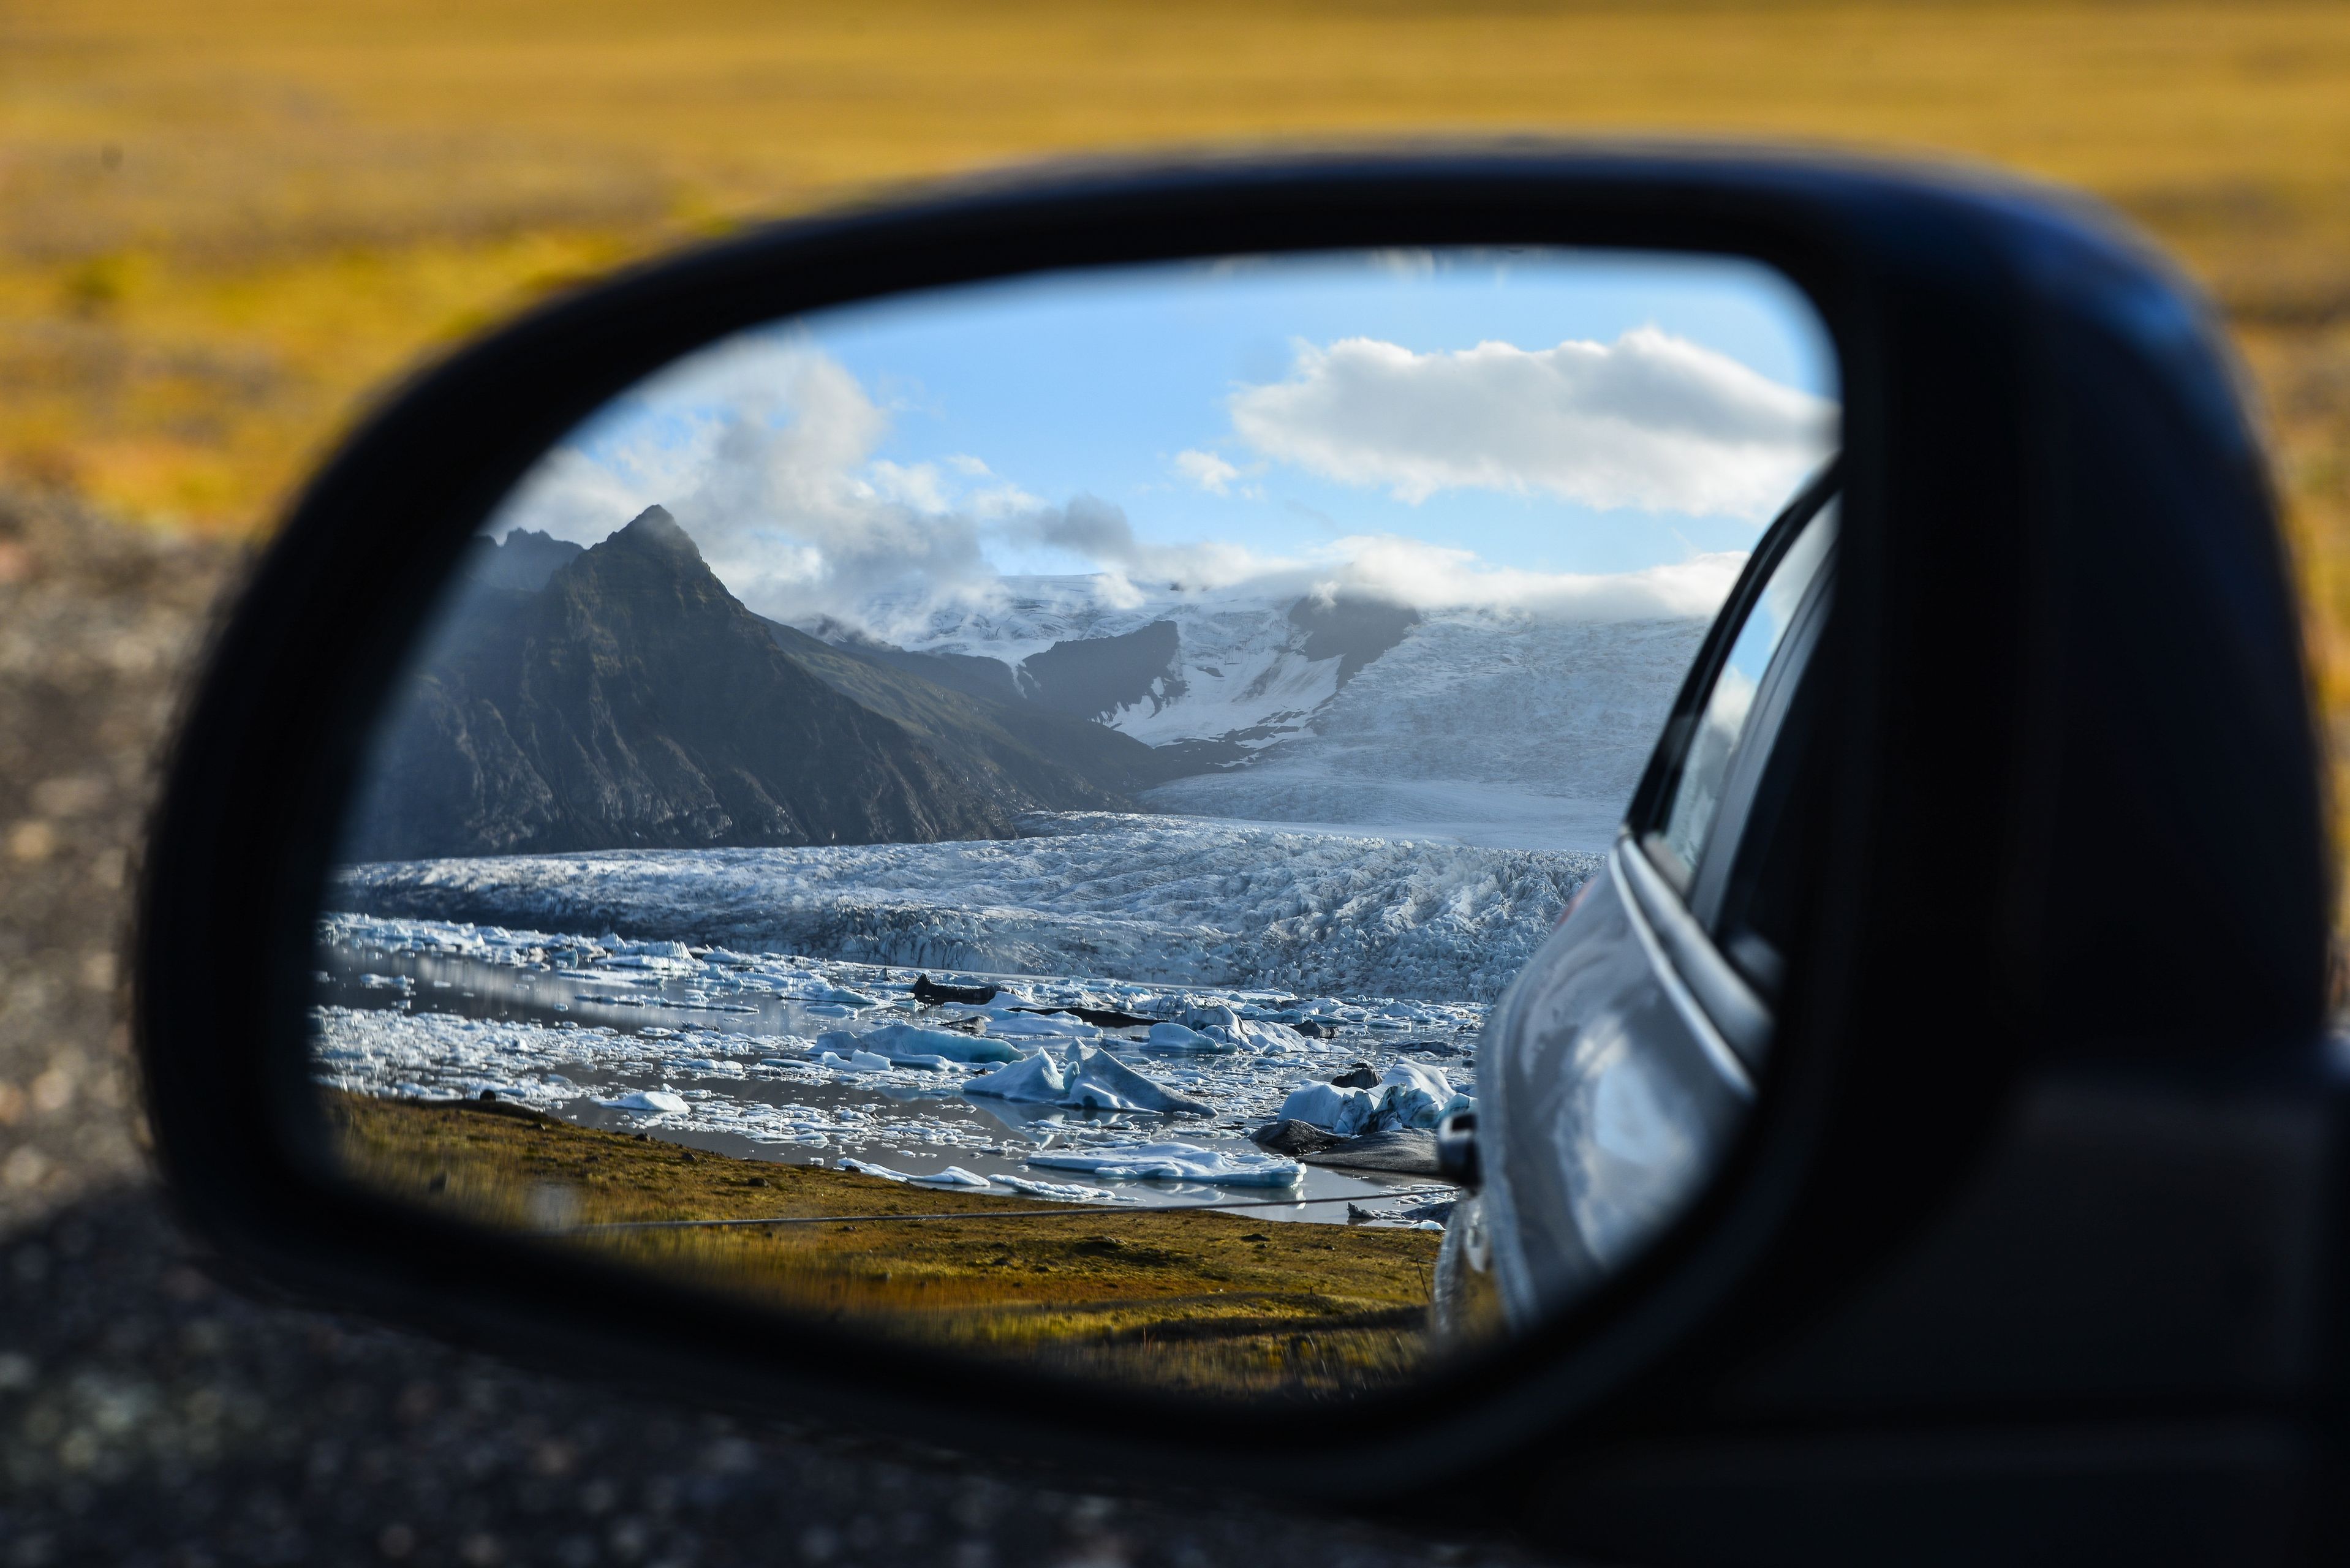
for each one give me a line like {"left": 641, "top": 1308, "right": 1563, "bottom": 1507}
{"left": 1466, "top": 472, "right": 1838, "bottom": 1329}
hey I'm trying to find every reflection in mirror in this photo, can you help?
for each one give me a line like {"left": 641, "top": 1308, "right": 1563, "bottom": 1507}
{"left": 310, "top": 248, "right": 1837, "bottom": 1400}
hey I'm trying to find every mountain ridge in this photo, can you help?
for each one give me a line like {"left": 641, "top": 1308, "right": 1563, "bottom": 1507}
{"left": 346, "top": 508, "right": 1028, "bottom": 859}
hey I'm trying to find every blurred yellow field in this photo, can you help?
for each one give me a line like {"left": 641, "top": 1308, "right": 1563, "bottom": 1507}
{"left": 6, "top": 0, "right": 2349, "bottom": 862}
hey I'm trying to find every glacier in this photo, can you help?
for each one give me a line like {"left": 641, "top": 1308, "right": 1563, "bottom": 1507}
{"left": 330, "top": 812, "right": 1599, "bottom": 1005}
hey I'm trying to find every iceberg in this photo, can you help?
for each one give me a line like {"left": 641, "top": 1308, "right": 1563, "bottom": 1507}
{"left": 1230, "top": 1017, "right": 1312, "bottom": 1054}
{"left": 839, "top": 1159, "right": 998, "bottom": 1191}
{"left": 1026, "top": 1141, "right": 1304, "bottom": 1188}
{"left": 963, "top": 1044, "right": 1212, "bottom": 1116}
{"left": 1373, "top": 1059, "right": 1473, "bottom": 1129}
{"left": 1275, "top": 1060, "right": 1472, "bottom": 1136}
{"left": 1175, "top": 1004, "right": 1306, "bottom": 1054}
{"left": 1145, "top": 1021, "right": 1233, "bottom": 1054}
{"left": 1274, "top": 1080, "right": 1379, "bottom": 1137}
{"left": 909, "top": 1165, "right": 994, "bottom": 1189}
{"left": 993, "top": 1173, "right": 1136, "bottom": 1204}
{"left": 816, "top": 1022, "right": 1021, "bottom": 1065}
{"left": 817, "top": 1049, "right": 896, "bottom": 1072}
{"left": 602, "top": 1089, "right": 689, "bottom": 1114}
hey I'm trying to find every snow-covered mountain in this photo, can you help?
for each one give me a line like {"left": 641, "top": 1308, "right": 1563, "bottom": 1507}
{"left": 837, "top": 576, "right": 1710, "bottom": 850}
{"left": 869, "top": 576, "right": 1391, "bottom": 760}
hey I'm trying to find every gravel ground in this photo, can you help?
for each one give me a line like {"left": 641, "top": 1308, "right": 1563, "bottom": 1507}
{"left": 0, "top": 489, "right": 1547, "bottom": 1567}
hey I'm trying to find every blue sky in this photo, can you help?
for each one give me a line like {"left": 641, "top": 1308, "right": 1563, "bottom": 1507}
{"left": 494, "top": 247, "right": 1838, "bottom": 625}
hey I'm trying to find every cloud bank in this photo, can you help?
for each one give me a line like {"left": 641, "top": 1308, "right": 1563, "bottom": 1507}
{"left": 491, "top": 331, "right": 1815, "bottom": 636}
{"left": 1230, "top": 326, "right": 1835, "bottom": 519}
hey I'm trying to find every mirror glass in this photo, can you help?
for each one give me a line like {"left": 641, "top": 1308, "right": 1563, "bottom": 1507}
{"left": 310, "top": 247, "right": 1838, "bottom": 1400}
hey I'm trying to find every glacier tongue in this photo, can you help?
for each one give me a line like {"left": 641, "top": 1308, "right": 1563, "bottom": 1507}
{"left": 333, "top": 813, "right": 1600, "bottom": 1005}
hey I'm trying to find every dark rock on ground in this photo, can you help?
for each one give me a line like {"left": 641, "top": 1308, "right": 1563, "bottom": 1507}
{"left": 1014, "top": 1004, "right": 1160, "bottom": 1028}
{"left": 0, "top": 1187, "right": 1521, "bottom": 1568}
{"left": 1251, "top": 1119, "right": 1446, "bottom": 1177}
{"left": 910, "top": 974, "right": 997, "bottom": 1006}
{"left": 1302, "top": 1129, "right": 1444, "bottom": 1177}
{"left": 1249, "top": 1119, "right": 1351, "bottom": 1157}
{"left": 1392, "top": 1040, "right": 1469, "bottom": 1057}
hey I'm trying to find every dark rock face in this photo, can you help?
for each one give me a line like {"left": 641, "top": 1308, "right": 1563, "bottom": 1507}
{"left": 1016, "top": 620, "right": 1184, "bottom": 722}
{"left": 765, "top": 620, "right": 1192, "bottom": 809}
{"left": 1287, "top": 593, "right": 1419, "bottom": 687}
{"left": 799, "top": 618, "right": 1026, "bottom": 706}
{"left": 463, "top": 527, "right": 586, "bottom": 592}
{"left": 346, "top": 507, "right": 1017, "bottom": 860}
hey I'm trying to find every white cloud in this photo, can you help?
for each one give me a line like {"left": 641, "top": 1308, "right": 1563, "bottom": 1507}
{"left": 1307, "top": 533, "right": 1746, "bottom": 620}
{"left": 860, "top": 459, "right": 951, "bottom": 513}
{"left": 1230, "top": 327, "right": 1836, "bottom": 519}
{"left": 491, "top": 341, "right": 1000, "bottom": 627}
{"left": 488, "top": 336, "right": 1760, "bottom": 640}
{"left": 1174, "top": 448, "right": 1241, "bottom": 496}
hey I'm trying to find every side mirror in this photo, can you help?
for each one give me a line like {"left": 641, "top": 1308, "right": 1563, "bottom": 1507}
{"left": 137, "top": 149, "right": 2339, "bottom": 1561}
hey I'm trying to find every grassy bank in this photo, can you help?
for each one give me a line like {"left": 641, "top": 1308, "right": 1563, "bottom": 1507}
{"left": 330, "top": 1091, "right": 1454, "bottom": 1401}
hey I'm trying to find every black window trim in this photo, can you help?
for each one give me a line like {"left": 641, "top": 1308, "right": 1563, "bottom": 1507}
{"left": 1627, "top": 458, "right": 1843, "bottom": 870}
{"left": 1686, "top": 531, "right": 1838, "bottom": 932}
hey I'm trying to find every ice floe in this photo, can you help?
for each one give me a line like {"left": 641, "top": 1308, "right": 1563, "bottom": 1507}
{"left": 816, "top": 1022, "right": 1021, "bottom": 1065}
{"left": 964, "top": 1044, "right": 1212, "bottom": 1117}
{"left": 1277, "top": 1061, "right": 1473, "bottom": 1136}
{"left": 1024, "top": 1141, "right": 1305, "bottom": 1188}
{"left": 603, "top": 1089, "right": 689, "bottom": 1115}
{"left": 1144, "top": 1021, "right": 1231, "bottom": 1054}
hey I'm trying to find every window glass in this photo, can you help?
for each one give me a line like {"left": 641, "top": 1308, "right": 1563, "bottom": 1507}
{"left": 1654, "top": 501, "right": 1837, "bottom": 883}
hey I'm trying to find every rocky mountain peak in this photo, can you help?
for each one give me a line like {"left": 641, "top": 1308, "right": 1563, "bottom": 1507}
{"left": 610, "top": 504, "right": 701, "bottom": 563}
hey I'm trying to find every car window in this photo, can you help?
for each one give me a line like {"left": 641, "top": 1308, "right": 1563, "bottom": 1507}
{"left": 1650, "top": 500, "right": 1837, "bottom": 891}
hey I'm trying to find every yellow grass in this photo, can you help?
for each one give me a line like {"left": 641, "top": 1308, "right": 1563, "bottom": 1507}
{"left": 330, "top": 1091, "right": 1457, "bottom": 1400}
{"left": 9, "top": 1, "right": 2350, "bottom": 884}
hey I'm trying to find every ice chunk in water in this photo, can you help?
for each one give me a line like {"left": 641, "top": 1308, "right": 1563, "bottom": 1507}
{"left": 1275, "top": 1060, "right": 1472, "bottom": 1134}
{"left": 909, "top": 1166, "right": 994, "bottom": 1190}
{"left": 963, "top": 1044, "right": 1212, "bottom": 1116}
{"left": 1373, "top": 1059, "right": 1472, "bottom": 1129}
{"left": 1026, "top": 1141, "right": 1304, "bottom": 1187}
{"left": 1146, "top": 1021, "right": 1234, "bottom": 1054}
{"left": 602, "top": 1090, "right": 689, "bottom": 1114}
{"left": 994, "top": 1173, "right": 1135, "bottom": 1204}
{"left": 1275, "top": 1080, "right": 1379, "bottom": 1136}
{"left": 820, "top": 1022, "right": 1021, "bottom": 1065}
{"left": 817, "top": 1049, "right": 896, "bottom": 1073}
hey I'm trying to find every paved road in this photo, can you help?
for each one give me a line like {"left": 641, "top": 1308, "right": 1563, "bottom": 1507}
{"left": 0, "top": 489, "right": 1543, "bottom": 1567}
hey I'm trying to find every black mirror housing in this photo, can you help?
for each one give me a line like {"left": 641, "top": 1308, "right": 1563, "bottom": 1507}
{"left": 135, "top": 147, "right": 2337, "bottom": 1561}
